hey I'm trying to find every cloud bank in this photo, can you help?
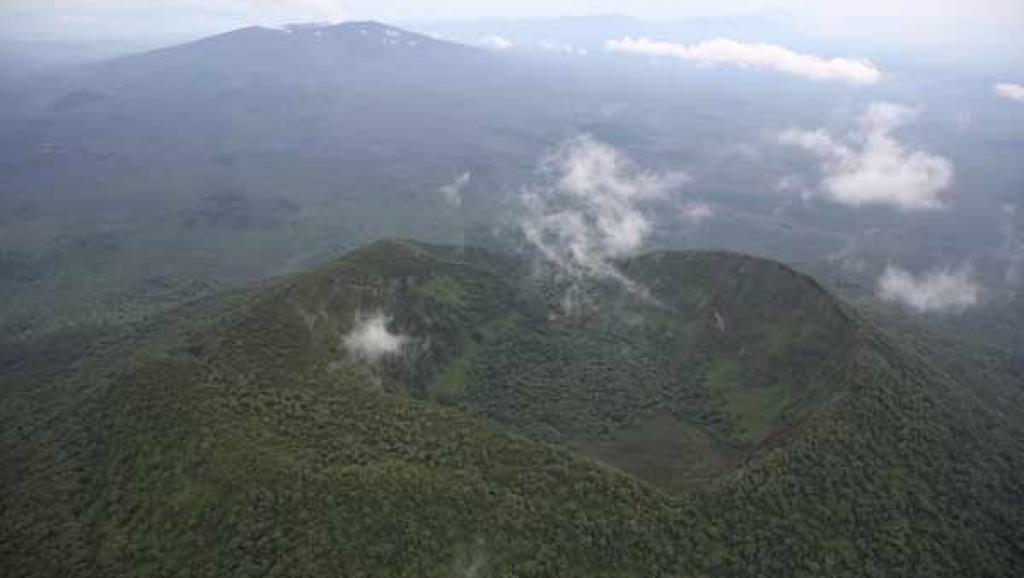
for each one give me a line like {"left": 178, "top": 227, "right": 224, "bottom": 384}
{"left": 877, "top": 265, "right": 979, "bottom": 313}
{"left": 343, "top": 312, "right": 409, "bottom": 360}
{"left": 778, "top": 102, "right": 954, "bottom": 211}
{"left": 994, "top": 82, "right": 1024, "bottom": 102}
{"left": 605, "top": 37, "right": 882, "bottom": 85}
{"left": 520, "top": 136, "right": 687, "bottom": 284}
{"left": 439, "top": 172, "right": 471, "bottom": 208}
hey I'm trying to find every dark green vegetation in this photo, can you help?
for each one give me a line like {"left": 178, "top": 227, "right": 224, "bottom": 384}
{"left": 3, "top": 240, "right": 1023, "bottom": 577}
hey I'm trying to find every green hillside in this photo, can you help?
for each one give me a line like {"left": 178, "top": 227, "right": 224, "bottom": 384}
{"left": 2, "top": 240, "right": 1022, "bottom": 577}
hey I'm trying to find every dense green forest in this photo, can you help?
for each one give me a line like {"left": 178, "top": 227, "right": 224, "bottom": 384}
{"left": 2, "top": 240, "right": 1022, "bottom": 576}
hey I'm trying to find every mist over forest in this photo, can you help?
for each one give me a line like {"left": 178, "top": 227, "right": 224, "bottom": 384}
{"left": 2, "top": 2, "right": 1023, "bottom": 576}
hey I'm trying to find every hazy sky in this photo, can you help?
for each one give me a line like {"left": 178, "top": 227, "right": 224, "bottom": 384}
{"left": 2, "top": 0, "right": 1021, "bottom": 69}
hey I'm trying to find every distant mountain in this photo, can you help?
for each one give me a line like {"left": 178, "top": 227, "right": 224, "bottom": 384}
{"left": 3, "top": 240, "right": 1022, "bottom": 576}
{"left": 6, "top": 21, "right": 532, "bottom": 164}
{"left": 0, "top": 21, "right": 585, "bottom": 335}
{"left": 1, "top": 19, "right": 1021, "bottom": 364}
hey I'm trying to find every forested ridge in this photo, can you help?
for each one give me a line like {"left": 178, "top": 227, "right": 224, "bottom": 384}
{"left": 2, "top": 240, "right": 1022, "bottom": 577}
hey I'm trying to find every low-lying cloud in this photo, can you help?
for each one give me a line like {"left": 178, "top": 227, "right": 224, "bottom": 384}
{"left": 537, "top": 40, "right": 588, "bottom": 56}
{"left": 877, "top": 265, "right": 980, "bottom": 313}
{"left": 520, "top": 136, "right": 688, "bottom": 285}
{"left": 439, "top": 172, "right": 471, "bottom": 208}
{"left": 994, "top": 82, "right": 1024, "bottom": 102}
{"left": 479, "top": 35, "right": 515, "bottom": 50}
{"left": 605, "top": 37, "right": 882, "bottom": 85}
{"left": 343, "top": 312, "right": 410, "bottom": 360}
{"left": 778, "top": 102, "right": 955, "bottom": 211}
{"left": 679, "top": 201, "right": 715, "bottom": 224}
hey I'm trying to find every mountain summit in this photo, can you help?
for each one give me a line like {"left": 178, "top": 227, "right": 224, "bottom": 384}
{"left": 137, "top": 20, "right": 470, "bottom": 63}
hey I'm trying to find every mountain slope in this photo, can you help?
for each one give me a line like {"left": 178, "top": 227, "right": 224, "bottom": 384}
{"left": 0, "top": 21, "right": 570, "bottom": 337}
{"left": 2, "top": 20, "right": 549, "bottom": 180}
{"left": 2, "top": 240, "right": 1022, "bottom": 576}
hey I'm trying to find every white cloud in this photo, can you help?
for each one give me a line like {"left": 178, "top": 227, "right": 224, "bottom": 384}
{"left": 520, "top": 136, "right": 688, "bottom": 284}
{"left": 680, "top": 201, "right": 715, "bottom": 224}
{"left": 994, "top": 82, "right": 1024, "bottom": 102}
{"left": 439, "top": 171, "right": 471, "bottom": 208}
{"left": 605, "top": 37, "right": 882, "bottom": 85}
{"left": 537, "top": 40, "right": 588, "bottom": 56}
{"left": 777, "top": 102, "right": 954, "bottom": 211}
{"left": 877, "top": 265, "right": 980, "bottom": 313}
{"left": 343, "top": 312, "right": 409, "bottom": 360}
{"left": 478, "top": 35, "right": 515, "bottom": 50}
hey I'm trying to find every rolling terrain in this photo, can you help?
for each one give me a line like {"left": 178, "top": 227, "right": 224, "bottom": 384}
{"left": 3, "top": 240, "right": 1022, "bottom": 576}
{"left": 3, "top": 19, "right": 1022, "bottom": 363}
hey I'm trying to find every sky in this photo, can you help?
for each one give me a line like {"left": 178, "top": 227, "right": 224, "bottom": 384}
{"left": 3, "top": 0, "right": 1021, "bottom": 54}
{"left": 0, "top": 1, "right": 1021, "bottom": 76}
